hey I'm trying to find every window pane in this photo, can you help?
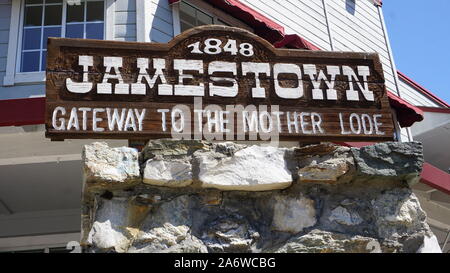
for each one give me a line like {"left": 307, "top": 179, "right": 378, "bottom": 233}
{"left": 197, "top": 11, "right": 213, "bottom": 25}
{"left": 43, "top": 27, "right": 61, "bottom": 49}
{"left": 25, "top": 0, "right": 43, "bottom": 4}
{"left": 41, "top": 51, "right": 47, "bottom": 70}
{"left": 67, "top": 2, "right": 84, "bottom": 22}
{"left": 86, "top": 23, "right": 103, "bottom": 39}
{"left": 180, "top": 21, "right": 193, "bottom": 32}
{"left": 180, "top": 2, "right": 196, "bottom": 17}
{"left": 179, "top": 2, "right": 196, "bottom": 26}
{"left": 87, "top": 1, "right": 104, "bottom": 21}
{"left": 66, "top": 24, "right": 84, "bottom": 38}
{"left": 46, "top": 0, "right": 62, "bottom": 3}
{"left": 21, "top": 51, "right": 40, "bottom": 72}
{"left": 23, "top": 28, "right": 41, "bottom": 50}
{"left": 179, "top": 12, "right": 196, "bottom": 26}
{"left": 44, "top": 5, "right": 62, "bottom": 25}
{"left": 24, "top": 6, "right": 42, "bottom": 26}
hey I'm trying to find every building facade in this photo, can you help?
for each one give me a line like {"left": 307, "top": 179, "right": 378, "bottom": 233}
{"left": 0, "top": 0, "right": 448, "bottom": 252}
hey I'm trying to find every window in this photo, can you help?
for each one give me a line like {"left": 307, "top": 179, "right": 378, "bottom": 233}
{"left": 3, "top": 0, "right": 112, "bottom": 86}
{"left": 179, "top": 1, "right": 226, "bottom": 32}
{"left": 174, "top": 0, "right": 252, "bottom": 35}
{"left": 65, "top": 0, "right": 104, "bottom": 39}
{"left": 20, "top": 0, "right": 105, "bottom": 73}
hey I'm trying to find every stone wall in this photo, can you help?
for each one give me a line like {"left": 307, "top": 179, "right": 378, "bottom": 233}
{"left": 80, "top": 140, "right": 441, "bottom": 253}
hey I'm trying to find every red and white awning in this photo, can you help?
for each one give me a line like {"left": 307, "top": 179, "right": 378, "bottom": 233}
{"left": 169, "top": 0, "right": 285, "bottom": 44}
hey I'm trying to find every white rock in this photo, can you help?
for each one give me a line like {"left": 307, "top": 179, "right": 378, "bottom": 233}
{"left": 372, "top": 189, "right": 428, "bottom": 239}
{"left": 272, "top": 195, "right": 316, "bottom": 233}
{"left": 87, "top": 220, "right": 130, "bottom": 253}
{"left": 329, "top": 206, "right": 363, "bottom": 226}
{"left": 130, "top": 222, "right": 207, "bottom": 253}
{"left": 83, "top": 142, "right": 140, "bottom": 184}
{"left": 197, "top": 145, "right": 292, "bottom": 191}
{"left": 138, "top": 223, "right": 190, "bottom": 247}
{"left": 130, "top": 195, "right": 207, "bottom": 253}
{"left": 87, "top": 198, "right": 130, "bottom": 252}
{"left": 143, "top": 159, "right": 192, "bottom": 187}
{"left": 417, "top": 235, "right": 442, "bottom": 253}
{"left": 384, "top": 198, "right": 418, "bottom": 224}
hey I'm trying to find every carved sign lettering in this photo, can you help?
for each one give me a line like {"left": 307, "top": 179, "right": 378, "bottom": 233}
{"left": 45, "top": 25, "right": 394, "bottom": 142}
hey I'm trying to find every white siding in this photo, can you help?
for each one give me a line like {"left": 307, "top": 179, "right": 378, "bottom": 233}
{"left": 241, "top": 0, "right": 398, "bottom": 96}
{"left": 398, "top": 77, "right": 441, "bottom": 107}
{"left": 240, "top": 0, "right": 331, "bottom": 50}
{"left": 148, "top": 0, "right": 174, "bottom": 42}
{"left": 325, "top": 0, "right": 397, "bottom": 95}
{"left": 115, "top": 0, "right": 136, "bottom": 41}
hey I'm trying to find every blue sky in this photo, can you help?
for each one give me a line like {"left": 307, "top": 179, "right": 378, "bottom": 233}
{"left": 383, "top": 0, "right": 450, "bottom": 105}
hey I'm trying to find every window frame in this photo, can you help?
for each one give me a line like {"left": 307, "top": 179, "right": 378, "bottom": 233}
{"left": 172, "top": 0, "right": 253, "bottom": 36}
{"left": 18, "top": 0, "right": 66, "bottom": 74}
{"left": 3, "top": 0, "right": 114, "bottom": 86}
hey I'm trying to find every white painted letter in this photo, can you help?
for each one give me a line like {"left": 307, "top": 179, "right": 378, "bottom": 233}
{"left": 274, "top": 63, "right": 304, "bottom": 99}
{"left": 78, "top": 107, "right": 91, "bottom": 130}
{"left": 339, "top": 113, "right": 351, "bottom": 135}
{"left": 349, "top": 113, "right": 362, "bottom": 134}
{"left": 174, "top": 59, "right": 204, "bottom": 96}
{"left": 286, "top": 112, "right": 299, "bottom": 133}
{"left": 131, "top": 58, "right": 173, "bottom": 96}
{"left": 373, "top": 114, "right": 385, "bottom": 135}
{"left": 52, "top": 106, "right": 66, "bottom": 130}
{"left": 124, "top": 109, "right": 137, "bottom": 131}
{"left": 92, "top": 108, "right": 105, "bottom": 132}
{"left": 343, "top": 66, "right": 374, "bottom": 101}
{"left": 98, "top": 57, "right": 129, "bottom": 94}
{"left": 303, "top": 64, "right": 340, "bottom": 100}
{"left": 259, "top": 111, "right": 273, "bottom": 133}
{"left": 67, "top": 107, "right": 80, "bottom": 130}
{"left": 208, "top": 61, "right": 238, "bottom": 97}
{"left": 361, "top": 114, "right": 373, "bottom": 135}
{"left": 242, "top": 62, "right": 271, "bottom": 98}
{"left": 300, "top": 112, "right": 312, "bottom": 134}
{"left": 243, "top": 111, "right": 259, "bottom": 133}
{"left": 311, "top": 112, "right": 324, "bottom": 134}
{"left": 171, "top": 108, "right": 185, "bottom": 132}
{"left": 134, "top": 109, "right": 146, "bottom": 131}
{"left": 106, "top": 108, "right": 126, "bottom": 131}
{"left": 158, "top": 109, "right": 170, "bottom": 131}
{"left": 66, "top": 56, "right": 94, "bottom": 94}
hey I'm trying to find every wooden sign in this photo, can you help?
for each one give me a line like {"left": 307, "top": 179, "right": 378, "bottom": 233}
{"left": 45, "top": 25, "right": 394, "bottom": 142}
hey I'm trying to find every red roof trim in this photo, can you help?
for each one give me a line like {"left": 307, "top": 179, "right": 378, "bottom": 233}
{"left": 421, "top": 163, "right": 450, "bottom": 195}
{"left": 398, "top": 71, "right": 450, "bottom": 108}
{"left": 387, "top": 91, "right": 424, "bottom": 127}
{"left": 273, "top": 34, "right": 321, "bottom": 51}
{"left": 0, "top": 97, "right": 45, "bottom": 127}
{"left": 169, "top": 0, "right": 285, "bottom": 44}
{"left": 419, "top": 106, "right": 450, "bottom": 114}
